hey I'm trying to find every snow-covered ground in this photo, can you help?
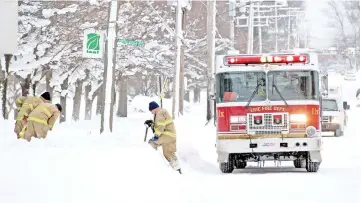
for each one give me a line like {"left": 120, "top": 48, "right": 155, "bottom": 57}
{"left": 0, "top": 82, "right": 360, "bottom": 203}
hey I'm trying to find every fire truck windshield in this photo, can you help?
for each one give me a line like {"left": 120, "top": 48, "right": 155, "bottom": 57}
{"left": 216, "top": 71, "right": 267, "bottom": 102}
{"left": 216, "top": 70, "right": 319, "bottom": 103}
{"left": 268, "top": 70, "right": 319, "bottom": 101}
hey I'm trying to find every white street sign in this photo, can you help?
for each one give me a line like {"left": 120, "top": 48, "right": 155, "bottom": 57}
{"left": 0, "top": 0, "right": 18, "bottom": 55}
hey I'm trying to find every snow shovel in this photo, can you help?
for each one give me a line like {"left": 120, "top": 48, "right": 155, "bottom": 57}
{"left": 144, "top": 125, "right": 149, "bottom": 142}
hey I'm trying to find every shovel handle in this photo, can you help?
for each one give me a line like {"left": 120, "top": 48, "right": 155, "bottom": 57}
{"left": 144, "top": 125, "right": 149, "bottom": 142}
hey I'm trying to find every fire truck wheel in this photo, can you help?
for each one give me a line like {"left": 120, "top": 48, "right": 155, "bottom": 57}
{"left": 306, "top": 156, "right": 320, "bottom": 172}
{"left": 335, "top": 129, "right": 344, "bottom": 137}
{"left": 235, "top": 161, "right": 247, "bottom": 169}
{"left": 293, "top": 159, "right": 305, "bottom": 168}
{"left": 219, "top": 162, "right": 234, "bottom": 173}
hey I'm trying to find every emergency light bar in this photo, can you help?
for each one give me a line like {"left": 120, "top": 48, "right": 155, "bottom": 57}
{"left": 224, "top": 54, "right": 308, "bottom": 65}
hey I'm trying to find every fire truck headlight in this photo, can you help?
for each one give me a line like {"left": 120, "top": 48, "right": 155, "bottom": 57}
{"left": 290, "top": 114, "right": 307, "bottom": 123}
{"left": 230, "top": 116, "right": 246, "bottom": 123}
{"left": 306, "top": 126, "right": 317, "bottom": 137}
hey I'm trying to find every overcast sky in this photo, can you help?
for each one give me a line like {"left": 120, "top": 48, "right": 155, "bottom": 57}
{"left": 305, "top": 0, "right": 337, "bottom": 49}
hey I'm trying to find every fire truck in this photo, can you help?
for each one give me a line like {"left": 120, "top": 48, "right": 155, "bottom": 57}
{"left": 214, "top": 53, "right": 322, "bottom": 173}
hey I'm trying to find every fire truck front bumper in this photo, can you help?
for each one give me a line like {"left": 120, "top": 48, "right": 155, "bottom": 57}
{"left": 321, "top": 123, "right": 342, "bottom": 136}
{"left": 216, "top": 135, "right": 322, "bottom": 162}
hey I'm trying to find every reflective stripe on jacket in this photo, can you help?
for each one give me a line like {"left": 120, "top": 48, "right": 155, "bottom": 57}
{"left": 17, "top": 96, "right": 43, "bottom": 121}
{"left": 27, "top": 103, "right": 60, "bottom": 129}
{"left": 154, "top": 108, "right": 176, "bottom": 138}
{"left": 15, "top": 96, "right": 26, "bottom": 109}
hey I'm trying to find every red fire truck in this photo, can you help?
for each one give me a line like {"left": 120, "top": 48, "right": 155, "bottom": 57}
{"left": 214, "top": 53, "right": 322, "bottom": 173}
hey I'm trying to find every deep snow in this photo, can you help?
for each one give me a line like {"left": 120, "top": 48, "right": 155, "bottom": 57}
{"left": 0, "top": 86, "right": 360, "bottom": 203}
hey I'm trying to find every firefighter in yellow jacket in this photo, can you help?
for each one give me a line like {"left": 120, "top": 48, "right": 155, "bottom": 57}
{"left": 145, "top": 101, "right": 182, "bottom": 174}
{"left": 15, "top": 92, "right": 51, "bottom": 138}
{"left": 24, "top": 103, "right": 62, "bottom": 142}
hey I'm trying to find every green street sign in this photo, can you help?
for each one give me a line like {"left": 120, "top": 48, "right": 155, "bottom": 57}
{"left": 86, "top": 33, "right": 101, "bottom": 54}
{"left": 83, "top": 30, "right": 103, "bottom": 58}
{"left": 117, "top": 39, "right": 144, "bottom": 47}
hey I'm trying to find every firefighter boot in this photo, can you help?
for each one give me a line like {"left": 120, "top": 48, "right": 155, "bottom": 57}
{"left": 170, "top": 159, "right": 181, "bottom": 174}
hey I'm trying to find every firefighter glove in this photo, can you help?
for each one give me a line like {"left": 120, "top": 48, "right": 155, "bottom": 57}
{"left": 148, "top": 136, "right": 159, "bottom": 150}
{"left": 149, "top": 135, "right": 158, "bottom": 143}
{"left": 144, "top": 120, "right": 153, "bottom": 127}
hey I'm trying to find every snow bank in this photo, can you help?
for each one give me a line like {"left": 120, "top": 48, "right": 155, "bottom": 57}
{"left": 0, "top": 120, "right": 181, "bottom": 203}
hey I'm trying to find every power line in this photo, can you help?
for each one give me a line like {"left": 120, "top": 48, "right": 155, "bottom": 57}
{"left": 217, "top": 1, "right": 257, "bottom": 16}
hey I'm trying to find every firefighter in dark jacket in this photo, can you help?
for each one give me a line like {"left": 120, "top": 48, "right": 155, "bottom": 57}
{"left": 145, "top": 101, "right": 181, "bottom": 174}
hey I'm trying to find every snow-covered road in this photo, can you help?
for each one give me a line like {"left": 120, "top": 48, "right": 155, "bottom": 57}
{"left": 0, "top": 84, "right": 360, "bottom": 203}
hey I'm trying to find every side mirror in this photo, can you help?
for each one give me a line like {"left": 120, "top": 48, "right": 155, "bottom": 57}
{"left": 343, "top": 101, "right": 350, "bottom": 110}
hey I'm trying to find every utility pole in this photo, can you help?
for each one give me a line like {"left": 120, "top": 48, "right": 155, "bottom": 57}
{"left": 101, "top": 0, "right": 119, "bottom": 134}
{"left": 229, "top": 0, "right": 236, "bottom": 48}
{"left": 247, "top": 0, "right": 254, "bottom": 54}
{"left": 274, "top": 1, "right": 278, "bottom": 52}
{"left": 172, "top": 0, "right": 182, "bottom": 119}
{"left": 179, "top": 8, "right": 186, "bottom": 115}
{"left": 295, "top": 12, "right": 300, "bottom": 48}
{"left": 304, "top": 19, "right": 308, "bottom": 48}
{"left": 287, "top": 9, "right": 291, "bottom": 50}
{"left": 206, "top": 0, "right": 216, "bottom": 121}
{"left": 257, "top": 1, "right": 262, "bottom": 53}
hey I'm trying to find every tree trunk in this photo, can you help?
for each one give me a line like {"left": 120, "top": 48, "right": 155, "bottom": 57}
{"left": 32, "top": 83, "right": 37, "bottom": 96}
{"left": 13, "top": 78, "right": 18, "bottom": 120}
{"left": 72, "top": 79, "right": 83, "bottom": 121}
{"left": 60, "top": 77, "right": 68, "bottom": 123}
{"left": 117, "top": 77, "right": 127, "bottom": 117}
{"left": 21, "top": 74, "right": 31, "bottom": 96}
{"left": 1, "top": 74, "right": 7, "bottom": 119}
{"left": 193, "top": 86, "right": 201, "bottom": 103}
{"left": 96, "top": 80, "right": 103, "bottom": 115}
{"left": 86, "top": 83, "right": 102, "bottom": 120}
{"left": 2, "top": 54, "right": 12, "bottom": 119}
{"left": 45, "top": 69, "right": 53, "bottom": 99}
{"left": 185, "top": 90, "right": 190, "bottom": 102}
{"left": 84, "top": 82, "right": 92, "bottom": 120}
{"left": 60, "top": 95, "right": 67, "bottom": 123}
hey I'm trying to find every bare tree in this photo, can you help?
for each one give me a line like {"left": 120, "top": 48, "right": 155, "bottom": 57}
{"left": 59, "top": 77, "right": 68, "bottom": 123}
{"left": 2, "top": 54, "right": 12, "bottom": 119}
{"left": 116, "top": 75, "right": 128, "bottom": 117}
{"left": 325, "top": 0, "right": 360, "bottom": 49}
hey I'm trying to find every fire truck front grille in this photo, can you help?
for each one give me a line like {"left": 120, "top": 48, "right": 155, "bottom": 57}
{"left": 322, "top": 116, "right": 330, "bottom": 123}
{"left": 247, "top": 113, "right": 289, "bottom": 134}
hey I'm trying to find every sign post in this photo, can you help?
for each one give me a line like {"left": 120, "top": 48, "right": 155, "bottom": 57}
{"left": 157, "top": 75, "right": 168, "bottom": 108}
{"left": 157, "top": 75, "right": 163, "bottom": 107}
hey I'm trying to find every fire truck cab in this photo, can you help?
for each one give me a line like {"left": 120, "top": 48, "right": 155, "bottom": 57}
{"left": 214, "top": 53, "right": 322, "bottom": 173}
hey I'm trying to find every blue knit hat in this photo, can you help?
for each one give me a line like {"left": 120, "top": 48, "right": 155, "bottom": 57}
{"left": 149, "top": 101, "right": 159, "bottom": 111}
